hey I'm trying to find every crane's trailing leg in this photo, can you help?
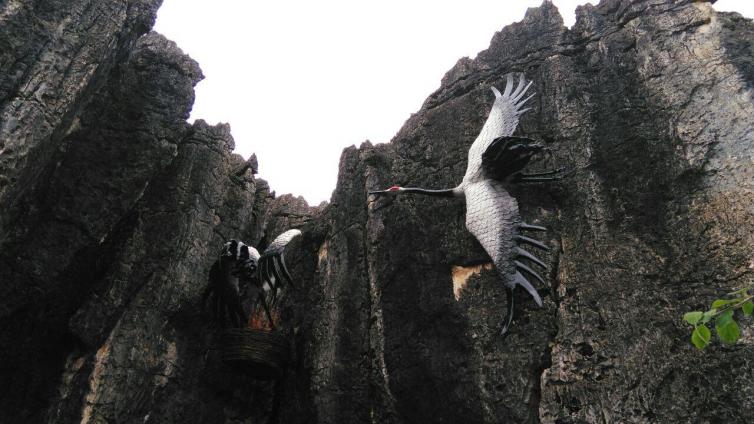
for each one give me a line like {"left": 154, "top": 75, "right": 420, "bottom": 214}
{"left": 500, "top": 287, "right": 516, "bottom": 336}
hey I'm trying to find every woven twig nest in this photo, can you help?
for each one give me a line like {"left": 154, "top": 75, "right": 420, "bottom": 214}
{"left": 220, "top": 328, "right": 289, "bottom": 379}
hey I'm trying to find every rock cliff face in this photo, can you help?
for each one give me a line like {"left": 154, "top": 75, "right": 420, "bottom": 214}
{"left": 0, "top": 0, "right": 753, "bottom": 423}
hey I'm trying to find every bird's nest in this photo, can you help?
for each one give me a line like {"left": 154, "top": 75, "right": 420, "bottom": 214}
{"left": 220, "top": 328, "right": 289, "bottom": 380}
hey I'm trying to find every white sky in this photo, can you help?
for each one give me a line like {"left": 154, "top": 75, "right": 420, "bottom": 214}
{"left": 154, "top": 0, "right": 753, "bottom": 205}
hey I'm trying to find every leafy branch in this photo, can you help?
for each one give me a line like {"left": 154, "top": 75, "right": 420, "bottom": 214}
{"left": 683, "top": 281, "right": 754, "bottom": 350}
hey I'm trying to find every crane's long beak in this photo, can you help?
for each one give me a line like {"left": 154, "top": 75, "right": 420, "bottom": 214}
{"left": 368, "top": 189, "right": 391, "bottom": 196}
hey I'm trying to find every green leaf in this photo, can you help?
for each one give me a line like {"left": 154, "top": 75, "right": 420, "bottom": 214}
{"left": 742, "top": 301, "right": 754, "bottom": 316}
{"left": 684, "top": 311, "right": 703, "bottom": 326}
{"left": 716, "top": 309, "right": 734, "bottom": 327}
{"left": 715, "top": 318, "right": 740, "bottom": 344}
{"left": 712, "top": 299, "right": 737, "bottom": 309}
{"left": 702, "top": 309, "right": 717, "bottom": 324}
{"left": 691, "top": 325, "right": 711, "bottom": 350}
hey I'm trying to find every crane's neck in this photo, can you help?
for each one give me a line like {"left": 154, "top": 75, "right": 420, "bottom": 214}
{"left": 399, "top": 186, "right": 463, "bottom": 198}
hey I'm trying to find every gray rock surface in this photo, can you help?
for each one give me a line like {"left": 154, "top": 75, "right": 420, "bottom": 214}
{"left": 278, "top": 1, "right": 754, "bottom": 422}
{"left": 0, "top": 0, "right": 753, "bottom": 423}
{"left": 0, "top": 3, "right": 315, "bottom": 420}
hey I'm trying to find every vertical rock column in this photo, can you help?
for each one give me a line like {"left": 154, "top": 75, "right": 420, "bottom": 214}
{"left": 0, "top": 0, "right": 162, "bottom": 228}
{"left": 0, "top": 30, "right": 204, "bottom": 422}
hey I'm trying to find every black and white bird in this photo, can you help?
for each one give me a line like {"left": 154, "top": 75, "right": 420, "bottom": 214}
{"left": 202, "top": 229, "right": 301, "bottom": 329}
{"left": 370, "top": 73, "right": 562, "bottom": 336}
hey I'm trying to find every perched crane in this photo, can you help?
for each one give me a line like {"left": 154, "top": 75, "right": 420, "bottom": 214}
{"left": 370, "top": 73, "right": 561, "bottom": 336}
{"left": 202, "top": 229, "right": 301, "bottom": 329}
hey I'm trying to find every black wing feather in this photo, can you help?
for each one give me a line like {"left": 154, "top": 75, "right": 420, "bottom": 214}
{"left": 257, "top": 229, "right": 302, "bottom": 294}
{"left": 481, "top": 136, "right": 544, "bottom": 182}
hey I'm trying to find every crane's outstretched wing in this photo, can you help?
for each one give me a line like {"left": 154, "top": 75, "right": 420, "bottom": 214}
{"left": 465, "top": 73, "right": 535, "bottom": 181}
{"left": 258, "top": 229, "right": 302, "bottom": 296}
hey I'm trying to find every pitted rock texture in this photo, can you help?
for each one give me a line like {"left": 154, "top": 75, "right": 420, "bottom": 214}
{"left": 0, "top": 0, "right": 162, "bottom": 231}
{"left": 277, "top": 1, "right": 754, "bottom": 423}
{"left": 1, "top": 0, "right": 754, "bottom": 423}
{"left": 0, "top": 2, "right": 317, "bottom": 421}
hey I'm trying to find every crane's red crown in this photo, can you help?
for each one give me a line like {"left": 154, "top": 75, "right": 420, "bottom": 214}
{"left": 388, "top": 185, "right": 401, "bottom": 192}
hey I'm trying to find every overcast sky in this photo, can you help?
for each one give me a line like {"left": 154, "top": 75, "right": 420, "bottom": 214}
{"left": 154, "top": 0, "right": 753, "bottom": 205}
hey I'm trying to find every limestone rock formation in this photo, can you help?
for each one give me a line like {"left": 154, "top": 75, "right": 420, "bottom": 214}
{"left": 0, "top": 0, "right": 752, "bottom": 423}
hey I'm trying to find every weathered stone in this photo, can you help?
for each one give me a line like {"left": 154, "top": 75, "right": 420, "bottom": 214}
{"left": 278, "top": 1, "right": 754, "bottom": 423}
{"left": 0, "top": 0, "right": 162, "bottom": 232}
{"left": 0, "top": 27, "right": 200, "bottom": 421}
{"left": 0, "top": 0, "right": 753, "bottom": 423}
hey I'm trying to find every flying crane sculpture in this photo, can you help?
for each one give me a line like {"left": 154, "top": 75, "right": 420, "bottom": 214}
{"left": 203, "top": 229, "right": 302, "bottom": 329}
{"left": 370, "top": 73, "right": 561, "bottom": 336}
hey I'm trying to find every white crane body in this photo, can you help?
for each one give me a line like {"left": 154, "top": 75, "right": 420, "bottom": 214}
{"left": 371, "top": 73, "right": 561, "bottom": 336}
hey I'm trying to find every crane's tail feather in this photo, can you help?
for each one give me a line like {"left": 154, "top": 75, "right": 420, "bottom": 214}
{"left": 515, "top": 261, "right": 546, "bottom": 286}
{"left": 257, "top": 228, "right": 301, "bottom": 293}
{"left": 514, "top": 223, "right": 549, "bottom": 307}
{"left": 515, "top": 247, "right": 547, "bottom": 269}
{"left": 278, "top": 255, "right": 296, "bottom": 288}
{"left": 518, "top": 223, "right": 547, "bottom": 232}
{"left": 500, "top": 286, "right": 515, "bottom": 337}
{"left": 515, "top": 235, "right": 550, "bottom": 251}
{"left": 269, "top": 258, "right": 285, "bottom": 289}
{"left": 268, "top": 260, "right": 284, "bottom": 307}
{"left": 514, "top": 271, "right": 543, "bottom": 307}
